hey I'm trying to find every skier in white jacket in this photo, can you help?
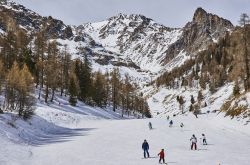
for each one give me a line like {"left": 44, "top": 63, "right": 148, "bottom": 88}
{"left": 190, "top": 134, "right": 197, "bottom": 150}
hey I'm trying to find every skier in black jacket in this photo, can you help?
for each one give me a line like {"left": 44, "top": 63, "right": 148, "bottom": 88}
{"left": 142, "top": 139, "right": 150, "bottom": 158}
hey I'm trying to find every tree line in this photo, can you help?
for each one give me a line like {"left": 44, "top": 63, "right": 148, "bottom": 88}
{"left": 0, "top": 16, "right": 151, "bottom": 119}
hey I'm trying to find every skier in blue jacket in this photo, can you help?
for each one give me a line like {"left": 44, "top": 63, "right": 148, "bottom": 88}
{"left": 142, "top": 139, "right": 150, "bottom": 158}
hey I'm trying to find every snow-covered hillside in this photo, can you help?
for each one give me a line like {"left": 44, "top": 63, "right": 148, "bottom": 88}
{"left": 1, "top": 102, "right": 250, "bottom": 165}
{"left": 147, "top": 83, "right": 235, "bottom": 118}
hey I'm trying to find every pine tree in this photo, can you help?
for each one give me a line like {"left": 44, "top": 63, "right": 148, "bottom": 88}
{"left": 68, "top": 73, "right": 79, "bottom": 106}
{"left": 76, "top": 45, "right": 93, "bottom": 103}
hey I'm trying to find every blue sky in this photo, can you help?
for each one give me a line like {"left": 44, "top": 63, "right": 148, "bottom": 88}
{"left": 12, "top": 0, "right": 250, "bottom": 27}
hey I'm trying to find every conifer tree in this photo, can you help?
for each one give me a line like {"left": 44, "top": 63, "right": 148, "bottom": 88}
{"left": 68, "top": 73, "right": 79, "bottom": 106}
{"left": 18, "top": 64, "right": 35, "bottom": 119}
{"left": 5, "top": 62, "right": 20, "bottom": 111}
{"left": 60, "top": 45, "right": 71, "bottom": 96}
{"left": 111, "top": 68, "right": 120, "bottom": 112}
{"left": 93, "top": 71, "right": 106, "bottom": 107}
{"left": 104, "top": 70, "right": 110, "bottom": 106}
{"left": 5, "top": 62, "right": 35, "bottom": 119}
{"left": 0, "top": 60, "right": 5, "bottom": 92}
{"left": 44, "top": 41, "right": 60, "bottom": 102}
{"left": 233, "top": 81, "right": 240, "bottom": 96}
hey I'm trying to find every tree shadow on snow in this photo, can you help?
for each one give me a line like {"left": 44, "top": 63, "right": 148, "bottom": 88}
{"left": 11, "top": 115, "right": 96, "bottom": 146}
{"left": 37, "top": 101, "right": 119, "bottom": 120}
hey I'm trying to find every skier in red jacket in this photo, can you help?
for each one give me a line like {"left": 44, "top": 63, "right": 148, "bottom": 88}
{"left": 158, "top": 149, "right": 165, "bottom": 164}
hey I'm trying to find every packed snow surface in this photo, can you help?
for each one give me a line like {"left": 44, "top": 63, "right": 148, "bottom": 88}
{"left": 0, "top": 97, "right": 249, "bottom": 165}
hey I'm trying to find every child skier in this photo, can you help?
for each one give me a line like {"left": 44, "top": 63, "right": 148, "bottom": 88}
{"left": 190, "top": 134, "right": 197, "bottom": 150}
{"left": 158, "top": 149, "right": 165, "bottom": 164}
{"left": 202, "top": 133, "right": 207, "bottom": 145}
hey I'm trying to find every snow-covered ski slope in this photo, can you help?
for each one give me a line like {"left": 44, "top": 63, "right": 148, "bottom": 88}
{"left": 0, "top": 95, "right": 250, "bottom": 165}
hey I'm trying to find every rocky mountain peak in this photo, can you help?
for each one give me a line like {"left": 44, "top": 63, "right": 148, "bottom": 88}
{"left": 192, "top": 7, "right": 233, "bottom": 28}
{"left": 109, "top": 13, "right": 152, "bottom": 23}
{"left": 192, "top": 7, "right": 208, "bottom": 23}
{"left": 162, "top": 7, "right": 234, "bottom": 65}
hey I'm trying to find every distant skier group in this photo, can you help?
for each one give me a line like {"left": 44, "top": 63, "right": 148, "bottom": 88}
{"left": 143, "top": 119, "right": 208, "bottom": 164}
{"left": 190, "top": 133, "right": 207, "bottom": 150}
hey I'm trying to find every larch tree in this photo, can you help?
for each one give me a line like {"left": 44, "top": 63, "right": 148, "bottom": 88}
{"left": 111, "top": 68, "right": 120, "bottom": 112}
{"left": 44, "top": 41, "right": 60, "bottom": 103}
{"left": 18, "top": 64, "right": 35, "bottom": 119}
{"left": 93, "top": 71, "right": 106, "bottom": 108}
{"left": 239, "top": 13, "right": 250, "bottom": 90}
{"left": 34, "top": 30, "right": 47, "bottom": 99}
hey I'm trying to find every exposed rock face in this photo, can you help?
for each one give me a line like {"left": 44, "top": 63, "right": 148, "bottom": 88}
{"left": 0, "top": 1, "right": 73, "bottom": 39}
{"left": 163, "top": 7, "right": 234, "bottom": 64}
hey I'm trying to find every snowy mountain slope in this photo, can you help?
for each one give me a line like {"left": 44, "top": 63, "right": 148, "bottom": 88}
{"left": 79, "top": 14, "right": 182, "bottom": 73}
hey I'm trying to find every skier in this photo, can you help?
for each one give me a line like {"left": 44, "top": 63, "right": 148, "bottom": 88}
{"left": 142, "top": 139, "right": 150, "bottom": 158}
{"left": 169, "top": 120, "right": 173, "bottom": 127}
{"left": 148, "top": 122, "right": 153, "bottom": 130}
{"left": 158, "top": 149, "right": 165, "bottom": 164}
{"left": 180, "top": 123, "right": 184, "bottom": 128}
{"left": 190, "top": 134, "right": 197, "bottom": 150}
{"left": 167, "top": 115, "right": 170, "bottom": 120}
{"left": 202, "top": 133, "right": 207, "bottom": 145}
